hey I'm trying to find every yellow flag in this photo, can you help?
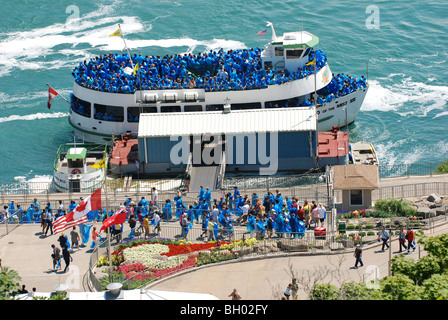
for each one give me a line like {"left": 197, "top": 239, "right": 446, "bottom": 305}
{"left": 90, "top": 158, "right": 106, "bottom": 169}
{"left": 109, "top": 28, "right": 122, "bottom": 37}
{"left": 306, "top": 58, "right": 316, "bottom": 66}
{"left": 132, "top": 63, "right": 139, "bottom": 76}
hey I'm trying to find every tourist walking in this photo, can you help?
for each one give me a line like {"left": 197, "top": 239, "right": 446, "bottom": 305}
{"left": 51, "top": 244, "right": 61, "bottom": 271}
{"left": 378, "top": 226, "right": 390, "bottom": 252}
{"left": 62, "top": 246, "right": 72, "bottom": 273}
{"left": 353, "top": 244, "right": 364, "bottom": 268}
{"left": 406, "top": 228, "right": 416, "bottom": 253}
{"left": 398, "top": 227, "right": 407, "bottom": 253}
{"left": 70, "top": 226, "right": 80, "bottom": 251}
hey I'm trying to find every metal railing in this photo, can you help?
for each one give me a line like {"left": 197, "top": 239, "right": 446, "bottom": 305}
{"left": 379, "top": 161, "right": 444, "bottom": 179}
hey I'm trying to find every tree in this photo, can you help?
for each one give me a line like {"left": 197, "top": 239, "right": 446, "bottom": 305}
{"left": 0, "top": 267, "right": 21, "bottom": 299}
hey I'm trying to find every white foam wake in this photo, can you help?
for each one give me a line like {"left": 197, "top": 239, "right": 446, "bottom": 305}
{"left": 0, "top": 2, "right": 247, "bottom": 77}
{"left": 362, "top": 75, "right": 448, "bottom": 117}
{"left": 0, "top": 112, "right": 68, "bottom": 124}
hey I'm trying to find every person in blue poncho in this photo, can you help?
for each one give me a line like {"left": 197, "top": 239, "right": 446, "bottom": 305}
{"left": 200, "top": 200, "right": 209, "bottom": 220}
{"left": 275, "top": 211, "right": 285, "bottom": 238}
{"left": 247, "top": 213, "right": 256, "bottom": 238}
{"left": 204, "top": 187, "right": 212, "bottom": 208}
{"left": 162, "top": 199, "right": 172, "bottom": 221}
{"left": 232, "top": 186, "right": 240, "bottom": 208}
{"left": 174, "top": 191, "right": 184, "bottom": 218}
{"left": 256, "top": 216, "right": 267, "bottom": 240}
{"left": 198, "top": 185, "right": 205, "bottom": 202}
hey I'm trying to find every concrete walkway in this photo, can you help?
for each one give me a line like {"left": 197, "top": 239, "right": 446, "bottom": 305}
{"left": 147, "top": 222, "right": 448, "bottom": 300}
{"left": 0, "top": 222, "right": 103, "bottom": 294}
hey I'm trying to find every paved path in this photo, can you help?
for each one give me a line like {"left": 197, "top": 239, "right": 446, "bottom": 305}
{"left": 147, "top": 223, "right": 448, "bottom": 300}
{"left": 0, "top": 222, "right": 103, "bottom": 294}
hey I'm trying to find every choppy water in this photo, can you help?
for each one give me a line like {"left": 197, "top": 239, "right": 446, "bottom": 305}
{"left": 0, "top": 0, "right": 447, "bottom": 183}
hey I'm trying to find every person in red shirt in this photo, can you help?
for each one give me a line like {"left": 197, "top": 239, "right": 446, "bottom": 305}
{"left": 297, "top": 205, "right": 305, "bottom": 221}
{"left": 406, "top": 228, "right": 415, "bottom": 253}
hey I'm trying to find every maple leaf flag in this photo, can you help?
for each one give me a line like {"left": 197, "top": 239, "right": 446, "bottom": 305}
{"left": 100, "top": 208, "right": 128, "bottom": 233}
{"left": 47, "top": 87, "right": 59, "bottom": 109}
{"left": 53, "top": 188, "right": 102, "bottom": 234}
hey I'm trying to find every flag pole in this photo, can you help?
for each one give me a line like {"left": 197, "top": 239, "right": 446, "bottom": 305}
{"left": 46, "top": 83, "right": 70, "bottom": 105}
{"left": 100, "top": 153, "right": 114, "bottom": 284}
{"left": 117, "top": 23, "right": 135, "bottom": 69}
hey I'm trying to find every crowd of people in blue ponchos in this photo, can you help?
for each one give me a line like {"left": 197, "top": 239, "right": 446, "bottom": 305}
{"left": 112, "top": 186, "right": 327, "bottom": 241}
{"left": 71, "top": 47, "right": 329, "bottom": 94}
{"left": 2, "top": 185, "right": 326, "bottom": 242}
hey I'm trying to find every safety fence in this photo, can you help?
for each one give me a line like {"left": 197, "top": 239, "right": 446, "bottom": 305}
{"left": 378, "top": 161, "right": 444, "bottom": 179}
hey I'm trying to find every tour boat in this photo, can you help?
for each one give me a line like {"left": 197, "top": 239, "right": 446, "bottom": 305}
{"left": 349, "top": 141, "right": 379, "bottom": 165}
{"left": 68, "top": 23, "right": 369, "bottom": 144}
{"left": 52, "top": 143, "right": 108, "bottom": 192}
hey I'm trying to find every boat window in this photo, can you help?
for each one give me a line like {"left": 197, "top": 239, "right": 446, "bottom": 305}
{"left": 127, "top": 106, "right": 158, "bottom": 122}
{"left": 274, "top": 47, "right": 284, "bottom": 57}
{"left": 68, "top": 159, "right": 83, "bottom": 168}
{"left": 265, "top": 97, "right": 300, "bottom": 108}
{"left": 206, "top": 104, "right": 224, "bottom": 111}
{"left": 70, "top": 95, "right": 91, "bottom": 118}
{"left": 161, "top": 105, "right": 181, "bottom": 113}
{"left": 184, "top": 105, "right": 203, "bottom": 112}
{"left": 231, "top": 103, "right": 262, "bottom": 110}
{"left": 93, "top": 104, "right": 124, "bottom": 122}
{"left": 286, "top": 49, "right": 303, "bottom": 59}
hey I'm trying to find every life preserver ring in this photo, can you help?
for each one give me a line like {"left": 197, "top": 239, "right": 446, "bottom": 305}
{"left": 71, "top": 169, "right": 82, "bottom": 174}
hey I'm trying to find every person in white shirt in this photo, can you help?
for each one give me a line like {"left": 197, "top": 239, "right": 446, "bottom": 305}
{"left": 211, "top": 205, "right": 219, "bottom": 223}
{"left": 151, "top": 187, "right": 159, "bottom": 206}
{"left": 318, "top": 203, "right": 326, "bottom": 227}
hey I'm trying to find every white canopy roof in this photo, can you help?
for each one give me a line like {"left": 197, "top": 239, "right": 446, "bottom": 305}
{"left": 138, "top": 107, "right": 317, "bottom": 138}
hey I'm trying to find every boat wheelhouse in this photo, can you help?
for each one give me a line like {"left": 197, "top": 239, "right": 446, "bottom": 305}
{"left": 53, "top": 143, "right": 108, "bottom": 192}
{"left": 69, "top": 23, "right": 369, "bottom": 144}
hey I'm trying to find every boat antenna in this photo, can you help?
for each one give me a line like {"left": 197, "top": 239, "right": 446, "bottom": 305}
{"left": 366, "top": 60, "right": 369, "bottom": 81}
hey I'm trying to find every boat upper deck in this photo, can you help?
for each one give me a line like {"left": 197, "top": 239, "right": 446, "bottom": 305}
{"left": 71, "top": 47, "right": 328, "bottom": 94}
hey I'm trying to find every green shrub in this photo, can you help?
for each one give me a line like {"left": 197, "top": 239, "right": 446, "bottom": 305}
{"left": 367, "top": 231, "right": 375, "bottom": 236}
{"left": 374, "top": 198, "right": 417, "bottom": 217}
{"left": 309, "top": 283, "right": 340, "bottom": 300}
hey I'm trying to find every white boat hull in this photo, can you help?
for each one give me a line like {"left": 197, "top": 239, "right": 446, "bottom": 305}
{"left": 53, "top": 169, "right": 106, "bottom": 193}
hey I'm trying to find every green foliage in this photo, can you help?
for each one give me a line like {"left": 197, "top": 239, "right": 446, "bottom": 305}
{"left": 374, "top": 198, "right": 417, "bottom": 217}
{"left": 309, "top": 283, "right": 340, "bottom": 300}
{"left": 380, "top": 274, "right": 420, "bottom": 300}
{"left": 435, "top": 160, "right": 448, "bottom": 174}
{"left": 420, "top": 274, "right": 448, "bottom": 300}
{"left": 341, "top": 281, "right": 383, "bottom": 300}
{"left": 311, "top": 231, "right": 448, "bottom": 300}
{"left": 0, "top": 267, "right": 21, "bottom": 299}
{"left": 418, "top": 233, "right": 448, "bottom": 258}
{"left": 391, "top": 254, "right": 416, "bottom": 278}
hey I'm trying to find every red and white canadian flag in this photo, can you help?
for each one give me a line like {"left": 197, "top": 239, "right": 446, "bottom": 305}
{"left": 47, "top": 87, "right": 59, "bottom": 109}
{"left": 53, "top": 188, "right": 102, "bottom": 234}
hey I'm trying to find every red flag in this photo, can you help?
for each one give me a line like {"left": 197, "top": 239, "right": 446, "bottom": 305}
{"left": 100, "top": 208, "right": 128, "bottom": 233}
{"left": 47, "top": 87, "right": 58, "bottom": 109}
{"left": 54, "top": 188, "right": 102, "bottom": 234}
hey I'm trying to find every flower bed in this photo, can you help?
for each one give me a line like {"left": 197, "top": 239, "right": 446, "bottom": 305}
{"left": 98, "top": 239, "right": 239, "bottom": 290}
